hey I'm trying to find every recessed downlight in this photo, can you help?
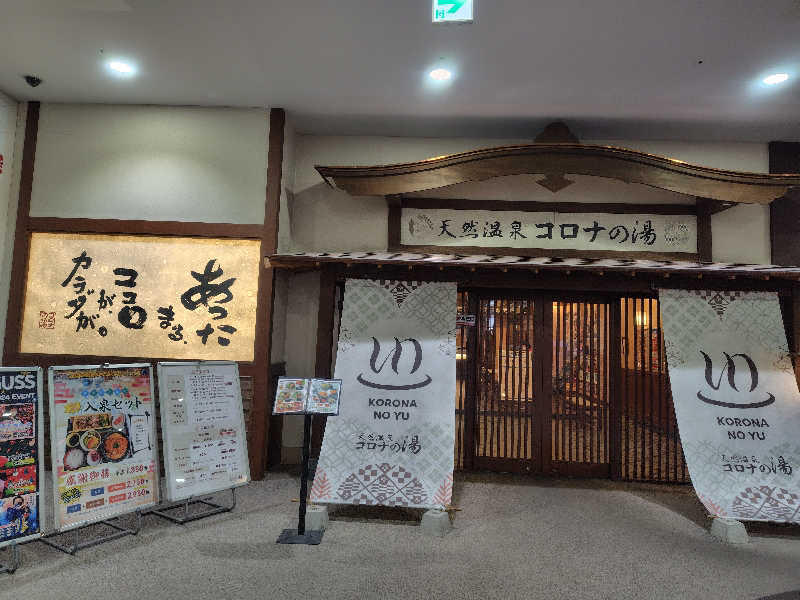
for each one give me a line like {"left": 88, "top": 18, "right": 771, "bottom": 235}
{"left": 429, "top": 68, "right": 452, "bottom": 81}
{"left": 107, "top": 60, "right": 136, "bottom": 76}
{"left": 763, "top": 73, "right": 789, "bottom": 85}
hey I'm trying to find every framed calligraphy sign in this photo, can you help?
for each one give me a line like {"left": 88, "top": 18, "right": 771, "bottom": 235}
{"left": 19, "top": 233, "right": 260, "bottom": 361}
{"left": 390, "top": 198, "right": 699, "bottom": 260}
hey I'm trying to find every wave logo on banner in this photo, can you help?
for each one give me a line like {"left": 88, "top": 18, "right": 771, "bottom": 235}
{"left": 697, "top": 351, "right": 775, "bottom": 409}
{"left": 312, "top": 279, "right": 457, "bottom": 510}
{"left": 659, "top": 289, "right": 800, "bottom": 523}
{"left": 357, "top": 337, "right": 432, "bottom": 391}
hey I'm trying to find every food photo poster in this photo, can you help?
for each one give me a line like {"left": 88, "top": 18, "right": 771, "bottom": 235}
{"left": 49, "top": 364, "right": 159, "bottom": 530}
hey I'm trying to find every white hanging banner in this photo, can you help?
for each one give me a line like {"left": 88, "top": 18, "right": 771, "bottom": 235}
{"left": 659, "top": 289, "right": 800, "bottom": 522}
{"left": 311, "top": 280, "right": 457, "bottom": 509}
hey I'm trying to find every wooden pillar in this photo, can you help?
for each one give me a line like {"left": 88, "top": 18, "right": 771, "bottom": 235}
{"left": 3, "top": 102, "right": 39, "bottom": 366}
{"left": 768, "top": 141, "right": 800, "bottom": 266}
{"left": 608, "top": 298, "right": 623, "bottom": 480}
{"left": 461, "top": 291, "right": 479, "bottom": 470}
{"left": 695, "top": 197, "right": 713, "bottom": 263}
{"left": 310, "top": 265, "right": 337, "bottom": 457}
{"left": 249, "top": 107, "right": 285, "bottom": 479}
{"left": 535, "top": 294, "right": 553, "bottom": 474}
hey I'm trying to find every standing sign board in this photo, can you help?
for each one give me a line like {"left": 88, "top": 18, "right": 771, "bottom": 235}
{"left": 49, "top": 364, "right": 159, "bottom": 531}
{"left": 659, "top": 290, "right": 800, "bottom": 522}
{"left": 0, "top": 368, "right": 44, "bottom": 546}
{"left": 157, "top": 362, "right": 250, "bottom": 502}
{"left": 311, "top": 280, "right": 457, "bottom": 510}
{"left": 274, "top": 377, "right": 343, "bottom": 545}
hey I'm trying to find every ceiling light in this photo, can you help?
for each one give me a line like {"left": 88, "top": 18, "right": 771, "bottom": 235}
{"left": 763, "top": 73, "right": 788, "bottom": 85}
{"left": 429, "top": 68, "right": 452, "bottom": 81}
{"left": 107, "top": 60, "right": 136, "bottom": 76}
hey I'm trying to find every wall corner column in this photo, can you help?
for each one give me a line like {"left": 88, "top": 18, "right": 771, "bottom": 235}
{"left": 250, "top": 107, "right": 286, "bottom": 479}
{"left": 3, "top": 101, "right": 39, "bottom": 366}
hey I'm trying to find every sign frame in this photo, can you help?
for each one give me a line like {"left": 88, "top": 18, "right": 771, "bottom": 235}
{"left": 389, "top": 197, "right": 701, "bottom": 261}
{"left": 157, "top": 361, "right": 251, "bottom": 503}
{"left": 432, "top": 0, "right": 474, "bottom": 24}
{"left": 0, "top": 367, "right": 44, "bottom": 548}
{"left": 48, "top": 363, "right": 160, "bottom": 532}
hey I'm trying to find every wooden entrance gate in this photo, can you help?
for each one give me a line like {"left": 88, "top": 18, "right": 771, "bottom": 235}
{"left": 455, "top": 291, "right": 690, "bottom": 483}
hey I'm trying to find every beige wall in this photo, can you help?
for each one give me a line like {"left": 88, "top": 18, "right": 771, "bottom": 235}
{"left": 0, "top": 96, "right": 23, "bottom": 364}
{"left": 31, "top": 104, "right": 269, "bottom": 224}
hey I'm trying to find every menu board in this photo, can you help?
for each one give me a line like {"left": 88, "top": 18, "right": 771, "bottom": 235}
{"left": 49, "top": 364, "right": 159, "bottom": 531}
{"left": 0, "top": 367, "right": 44, "bottom": 547}
{"left": 273, "top": 378, "right": 342, "bottom": 415}
{"left": 157, "top": 362, "right": 250, "bottom": 501}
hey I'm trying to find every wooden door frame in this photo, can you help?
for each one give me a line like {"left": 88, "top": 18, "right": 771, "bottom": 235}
{"left": 463, "top": 288, "right": 618, "bottom": 477}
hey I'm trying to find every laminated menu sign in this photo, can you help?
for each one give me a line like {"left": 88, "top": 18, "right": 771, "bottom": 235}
{"left": 49, "top": 364, "right": 159, "bottom": 531}
{"left": 0, "top": 367, "right": 44, "bottom": 547}
{"left": 273, "top": 377, "right": 342, "bottom": 415}
{"left": 157, "top": 362, "right": 250, "bottom": 501}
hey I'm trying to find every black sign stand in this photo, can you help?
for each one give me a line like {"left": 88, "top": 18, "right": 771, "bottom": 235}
{"left": 276, "top": 414, "right": 323, "bottom": 545}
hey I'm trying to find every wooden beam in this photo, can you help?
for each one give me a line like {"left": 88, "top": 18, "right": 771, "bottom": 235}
{"left": 316, "top": 143, "right": 800, "bottom": 203}
{"left": 311, "top": 265, "right": 337, "bottom": 458}
{"left": 696, "top": 197, "right": 714, "bottom": 262}
{"left": 28, "top": 217, "right": 263, "bottom": 238}
{"left": 3, "top": 102, "right": 39, "bottom": 365}
{"left": 401, "top": 197, "right": 698, "bottom": 215}
{"left": 249, "top": 107, "right": 286, "bottom": 479}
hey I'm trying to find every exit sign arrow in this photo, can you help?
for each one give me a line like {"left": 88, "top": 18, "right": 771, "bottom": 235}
{"left": 438, "top": 0, "right": 465, "bottom": 14}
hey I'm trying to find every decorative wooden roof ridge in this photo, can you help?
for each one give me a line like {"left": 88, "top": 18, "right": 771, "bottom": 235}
{"left": 268, "top": 251, "right": 800, "bottom": 281}
{"left": 315, "top": 143, "right": 800, "bottom": 204}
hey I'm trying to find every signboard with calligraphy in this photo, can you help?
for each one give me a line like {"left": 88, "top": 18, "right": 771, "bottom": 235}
{"left": 0, "top": 367, "right": 44, "bottom": 547}
{"left": 399, "top": 207, "right": 697, "bottom": 257}
{"left": 49, "top": 364, "right": 159, "bottom": 531}
{"left": 20, "top": 233, "right": 260, "bottom": 361}
{"left": 311, "top": 280, "right": 457, "bottom": 510}
{"left": 659, "top": 290, "right": 800, "bottom": 523}
{"left": 157, "top": 362, "right": 250, "bottom": 501}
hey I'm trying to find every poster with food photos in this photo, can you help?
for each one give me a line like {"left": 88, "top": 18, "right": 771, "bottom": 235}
{"left": 272, "top": 378, "right": 342, "bottom": 415}
{"left": 273, "top": 378, "right": 310, "bottom": 414}
{"left": 0, "top": 367, "right": 44, "bottom": 547}
{"left": 306, "top": 379, "right": 343, "bottom": 415}
{"left": 157, "top": 362, "right": 250, "bottom": 502}
{"left": 49, "top": 364, "right": 159, "bottom": 531}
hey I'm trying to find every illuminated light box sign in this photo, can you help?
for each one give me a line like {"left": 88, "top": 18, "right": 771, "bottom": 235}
{"left": 157, "top": 362, "right": 250, "bottom": 502}
{"left": 401, "top": 207, "right": 697, "bottom": 255}
{"left": 49, "top": 364, "right": 159, "bottom": 531}
{"left": 0, "top": 367, "right": 44, "bottom": 547}
{"left": 432, "top": 0, "right": 473, "bottom": 23}
{"left": 20, "top": 233, "right": 260, "bottom": 361}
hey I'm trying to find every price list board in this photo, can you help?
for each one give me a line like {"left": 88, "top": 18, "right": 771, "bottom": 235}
{"left": 157, "top": 362, "right": 250, "bottom": 501}
{"left": 49, "top": 364, "right": 159, "bottom": 531}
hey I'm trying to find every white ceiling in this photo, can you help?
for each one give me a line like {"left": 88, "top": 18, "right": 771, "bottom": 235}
{"left": 0, "top": 0, "right": 799, "bottom": 141}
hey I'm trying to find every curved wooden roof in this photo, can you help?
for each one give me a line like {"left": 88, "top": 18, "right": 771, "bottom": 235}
{"left": 316, "top": 143, "right": 800, "bottom": 204}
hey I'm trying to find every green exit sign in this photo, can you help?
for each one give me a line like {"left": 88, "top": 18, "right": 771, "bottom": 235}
{"left": 433, "top": 0, "right": 473, "bottom": 23}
